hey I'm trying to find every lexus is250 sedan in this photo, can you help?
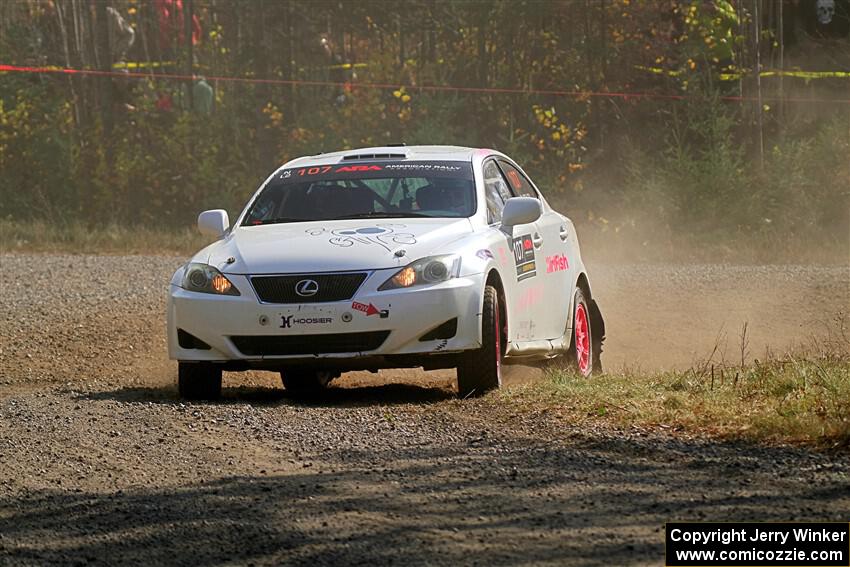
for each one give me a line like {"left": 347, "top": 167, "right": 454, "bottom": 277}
{"left": 168, "top": 145, "right": 604, "bottom": 399}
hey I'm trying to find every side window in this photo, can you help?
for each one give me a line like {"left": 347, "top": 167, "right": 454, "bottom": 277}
{"left": 483, "top": 160, "right": 512, "bottom": 223}
{"left": 497, "top": 160, "right": 538, "bottom": 199}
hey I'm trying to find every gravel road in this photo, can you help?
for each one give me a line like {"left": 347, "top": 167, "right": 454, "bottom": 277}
{"left": 1, "top": 254, "right": 848, "bottom": 566}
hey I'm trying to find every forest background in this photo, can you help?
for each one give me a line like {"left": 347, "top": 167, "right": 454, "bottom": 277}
{"left": 1, "top": 0, "right": 848, "bottom": 261}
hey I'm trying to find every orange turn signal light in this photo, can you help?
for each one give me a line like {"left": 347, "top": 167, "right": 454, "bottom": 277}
{"left": 211, "top": 274, "right": 232, "bottom": 294}
{"left": 392, "top": 266, "right": 416, "bottom": 288}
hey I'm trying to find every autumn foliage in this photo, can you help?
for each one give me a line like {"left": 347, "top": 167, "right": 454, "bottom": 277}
{"left": 0, "top": 1, "right": 847, "bottom": 257}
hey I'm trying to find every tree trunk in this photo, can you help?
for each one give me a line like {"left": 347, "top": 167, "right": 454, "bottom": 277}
{"left": 753, "top": 0, "right": 764, "bottom": 170}
{"left": 282, "top": 0, "right": 295, "bottom": 122}
{"left": 94, "top": 0, "right": 113, "bottom": 169}
{"left": 185, "top": 0, "right": 194, "bottom": 110}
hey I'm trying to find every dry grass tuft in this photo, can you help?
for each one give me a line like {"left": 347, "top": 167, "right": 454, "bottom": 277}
{"left": 502, "top": 317, "right": 850, "bottom": 449}
{"left": 0, "top": 220, "right": 209, "bottom": 255}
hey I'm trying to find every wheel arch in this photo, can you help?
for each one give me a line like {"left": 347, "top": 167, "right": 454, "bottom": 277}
{"left": 485, "top": 268, "right": 508, "bottom": 347}
{"left": 575, "top": 272, "right": 592, "bottom": 300}
{"left": 574, "top": 272, "right": 605, "bottom": 344}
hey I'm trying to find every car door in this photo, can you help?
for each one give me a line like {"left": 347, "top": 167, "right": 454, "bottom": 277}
{"left": 482, "top": 159, "right": 545, "bottom": 344}
{"left": 496, "top": 159, "right": 573, "bottom": 341}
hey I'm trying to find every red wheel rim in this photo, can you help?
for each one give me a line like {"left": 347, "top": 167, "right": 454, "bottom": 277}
{"left": 575, "top": 302, "right": 590, "bottom": 375}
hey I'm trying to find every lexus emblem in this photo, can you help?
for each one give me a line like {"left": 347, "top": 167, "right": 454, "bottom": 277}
{"left": 295, "top": 279, "right": 319, "bottom": 297}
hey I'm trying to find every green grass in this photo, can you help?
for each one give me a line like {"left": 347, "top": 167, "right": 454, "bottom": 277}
{"left": 502, "top": 342, "right": 850, "bottom": 449}
{"left": 0, "top": 219, "right": 210, "bottom": 255}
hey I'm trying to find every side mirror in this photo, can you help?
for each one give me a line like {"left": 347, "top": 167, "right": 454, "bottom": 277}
{"left": 198, "top": 209, "right": 230, "bottom": 238}
{"left": 502, "top": 197, "right": 542, "bottom": 227}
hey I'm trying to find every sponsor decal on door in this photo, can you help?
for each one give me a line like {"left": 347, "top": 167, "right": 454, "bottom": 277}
{"left": 513, "top": 234, "right": 537, "bottom": 281}
{"left": 546, "top": 254, "right": 569, "bottom": 273}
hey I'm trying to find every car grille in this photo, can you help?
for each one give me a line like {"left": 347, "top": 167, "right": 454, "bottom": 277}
{"left": 251, "top": 272, "right": 368, "bottom": 303}
{"left": 230, "top": 331, "right": 390, "bottom": 356}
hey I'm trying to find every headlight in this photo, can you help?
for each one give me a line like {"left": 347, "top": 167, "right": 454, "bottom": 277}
{"left": 181, "top": 263, "right": 240, "bottom": 296}
{"left": 378, "top": 255, "right": 461, "bottom": 291}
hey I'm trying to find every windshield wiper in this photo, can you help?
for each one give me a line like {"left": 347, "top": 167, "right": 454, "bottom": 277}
{"left": 250, "top": 212, "right": 435, "bottom": 225}
{"left": 331, "top": 211, "right": 432, "bottom": 220}
{"left": 249, "top": 217, "right": 305, "bottom": 225}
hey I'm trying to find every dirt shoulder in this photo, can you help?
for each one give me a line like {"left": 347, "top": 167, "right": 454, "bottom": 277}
{"left": 0, "top": 254, "right": 848, "bottom": 566}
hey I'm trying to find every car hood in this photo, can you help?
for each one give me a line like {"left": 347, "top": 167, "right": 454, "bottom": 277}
{"left": 207, "top": 218, "right": 474, "bottom": 274}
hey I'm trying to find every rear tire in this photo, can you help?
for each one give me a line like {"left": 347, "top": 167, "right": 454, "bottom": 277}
{"left": 281, "top": 369, "right": 332, "bottom": 397}
{"left": 178, "top": 362, "right": 222, "bottom": 400}
{"left": 568, "top": 288, "right": 602, "bottom": 377}
{"left": 457, "top": 285, "right": 503, "bottom": 398}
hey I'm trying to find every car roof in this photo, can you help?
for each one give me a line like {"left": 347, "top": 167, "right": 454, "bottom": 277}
{"left": 281, "top": 145, "right": 492, "bottom": 169}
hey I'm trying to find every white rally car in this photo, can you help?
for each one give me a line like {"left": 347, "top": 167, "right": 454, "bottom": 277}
{"left": 168, "top": 146, "right": 604, "bottom": 399}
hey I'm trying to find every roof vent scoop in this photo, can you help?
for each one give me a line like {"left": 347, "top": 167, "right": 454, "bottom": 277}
{"left": 341, "top": 153, "right": 407, "bottom": 161}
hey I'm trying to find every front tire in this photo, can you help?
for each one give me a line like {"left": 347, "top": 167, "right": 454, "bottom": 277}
{"left": 281, "top": 369, "right": 332, "bottom": 397}
{"left": 457, "top": 285, "right": 503, "bottom": 398}
{"left": 569, "top": 288, "right": 602, "bottom": 377}
{"left": 178, "top": 362, "right": 222, "bottom": 400}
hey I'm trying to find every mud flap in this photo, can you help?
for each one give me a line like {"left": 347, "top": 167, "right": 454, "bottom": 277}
{"left": 589, "top": 299, "right": 605, "bottom": 342}
{"left": 589, "top": 299, "right": 605, "bottom": 371}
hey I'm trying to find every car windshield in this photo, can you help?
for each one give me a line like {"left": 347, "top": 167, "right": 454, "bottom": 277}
{"left": 242, "top": 161, "right": 476, "bottom": 225}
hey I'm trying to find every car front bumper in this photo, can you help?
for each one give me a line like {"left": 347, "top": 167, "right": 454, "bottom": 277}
{"left": 167, "top": 269, "right": 485, "bottom": 365}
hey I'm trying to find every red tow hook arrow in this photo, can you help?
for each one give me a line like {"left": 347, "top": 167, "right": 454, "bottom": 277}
{"left": 352, "top": 301, "right": 380, "bottom": 316}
